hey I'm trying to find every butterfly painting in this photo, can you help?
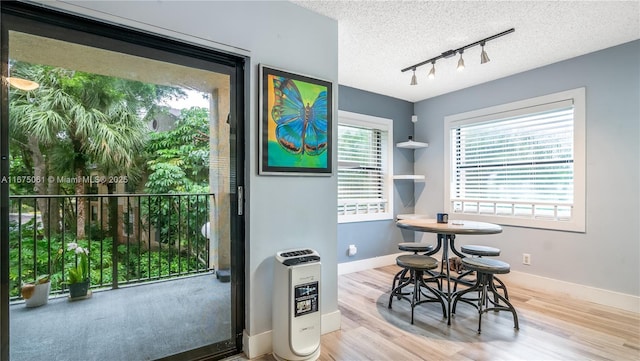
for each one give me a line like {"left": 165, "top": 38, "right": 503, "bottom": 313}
{"left": 271, "top": 77, "right": 327, "bottom": 156}
{"left": 260, "top": 65, "right": 332, "bottom": 175}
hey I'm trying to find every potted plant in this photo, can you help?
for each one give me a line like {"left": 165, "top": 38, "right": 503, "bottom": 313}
{"left": 21, "top": 274, "right": 51, "bottom": 308}
{"left": 65, "top": 242, "right": 91, "bottom": 300}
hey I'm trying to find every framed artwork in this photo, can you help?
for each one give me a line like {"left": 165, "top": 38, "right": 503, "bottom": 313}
{"left": 259, "top": 64, "right": 333, "bottom": 176}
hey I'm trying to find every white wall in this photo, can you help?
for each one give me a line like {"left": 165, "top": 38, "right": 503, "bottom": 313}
{"left": 35, "top": 0, "right": 339, "bottom": 356}
{"left": 413, "top": 41, "right": 639, "bottom": 300}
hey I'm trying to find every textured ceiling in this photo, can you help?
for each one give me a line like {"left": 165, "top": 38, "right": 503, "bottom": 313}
{"left": 292, "top": 1, "right": 640, "bottom": 102}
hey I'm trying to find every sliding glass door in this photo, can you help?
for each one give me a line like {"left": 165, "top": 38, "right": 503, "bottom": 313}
{"left": 1, "top": 3, "right": 245, "bottom": 360}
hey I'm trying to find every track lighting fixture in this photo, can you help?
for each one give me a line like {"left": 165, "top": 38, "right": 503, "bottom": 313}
{"left": 401, "top": 28, "right": 514, "bottom": 84}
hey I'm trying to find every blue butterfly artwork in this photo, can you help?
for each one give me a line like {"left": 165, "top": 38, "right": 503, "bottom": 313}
{"left": 271, "top": 76, "right": 328, "bottom": 157}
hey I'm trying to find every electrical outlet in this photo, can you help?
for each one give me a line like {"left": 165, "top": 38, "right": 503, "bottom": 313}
{"left": 522, "top": 253, "right": 531, "bottom": 265}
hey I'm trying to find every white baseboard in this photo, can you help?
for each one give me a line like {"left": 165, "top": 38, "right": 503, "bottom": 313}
{"left": 243, "top": 328, "right": 271, "bottom": 359}
{"left": 500, "top": 271, "right": 640, "bottom": 314}
{"left": 338, "top": 253, "right": 404, "bottom": 275}
{"left": 321, "top": 310, "right": 342, "bottom": 334}
{"left": 242, "top": 310, "right": 342, "bottom": 359}
{"left": 338, "top": 255, "right": 640, "bottom": 314}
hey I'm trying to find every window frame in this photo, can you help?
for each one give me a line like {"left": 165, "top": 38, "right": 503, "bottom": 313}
{"left": 444, "top": 88, "right": 586, "bottom": 232}
{"left": 337, "top": 110, "right": 394, "bottom": 224}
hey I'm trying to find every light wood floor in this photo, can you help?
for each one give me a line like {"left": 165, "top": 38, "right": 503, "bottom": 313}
{"left": 252, "top": 265, "right": 640, "bottom": 361}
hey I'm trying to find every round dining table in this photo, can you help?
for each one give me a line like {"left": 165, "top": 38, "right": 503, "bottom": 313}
{"left": 396, "top": 218, "right": 502, "bottom": 324}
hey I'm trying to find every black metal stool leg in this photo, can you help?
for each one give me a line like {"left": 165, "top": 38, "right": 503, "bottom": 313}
{"left": 485, "top": 275, "right": 519, "bottom": 330}
{"left": 391, "top": 267, "right": 409, "bottom": 291}
{"left": 389, "top": 269, "right": 414, "bottom": 308}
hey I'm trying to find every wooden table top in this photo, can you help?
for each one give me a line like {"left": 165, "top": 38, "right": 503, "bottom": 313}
{"left": 396, "top": 218, "right": 502, "bottom": 235}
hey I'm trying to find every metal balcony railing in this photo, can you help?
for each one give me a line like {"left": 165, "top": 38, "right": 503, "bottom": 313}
{"left": 9, "top": 192, "right": 215, "bottom": 300}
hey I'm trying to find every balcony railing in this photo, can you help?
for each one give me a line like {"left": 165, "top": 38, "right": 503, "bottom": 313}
{"left": 9, "top": 192, "right": 215, "bottom": 301}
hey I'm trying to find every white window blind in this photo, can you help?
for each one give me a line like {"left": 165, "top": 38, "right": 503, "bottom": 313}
{"left": 445, "top": 88, "right": 585, "bottom": 232}
{"left": 451, "top": 104, "right": 574, "bottom": 219}
{"left": 337, "top": 111, "right": 393, "bottom": 223}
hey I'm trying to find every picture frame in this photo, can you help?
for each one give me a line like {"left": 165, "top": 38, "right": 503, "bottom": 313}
{"left": 259, "top": 64, "right": 333, "bottom": 176}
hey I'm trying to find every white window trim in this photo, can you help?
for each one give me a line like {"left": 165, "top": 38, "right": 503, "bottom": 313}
{"left": 338, "top": 110, "right": 394, "bottom": 223}
{"left": 444, "top": 88, "right": 586, "bottom": 232}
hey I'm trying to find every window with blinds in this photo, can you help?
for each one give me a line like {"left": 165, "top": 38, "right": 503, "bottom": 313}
{"left": 337, "top": 111, "right": 393, "bottom": 223}
{"left": 444, "top": 88, "right": 585, "bottom": 232}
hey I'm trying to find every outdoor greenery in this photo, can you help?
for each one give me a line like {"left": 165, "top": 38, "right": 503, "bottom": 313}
{"left": 8, "top": 221, "right": 205, "bottom": 298}
{"left": 8, "top": 60, "right": 214, "bottom": 299}
{"left": 143, "top": 107, "right": 211, "bottom": 249}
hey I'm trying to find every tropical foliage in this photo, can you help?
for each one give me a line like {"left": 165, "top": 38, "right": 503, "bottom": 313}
{"left": 7, "top": 61, "right": 213, "bottom": 299}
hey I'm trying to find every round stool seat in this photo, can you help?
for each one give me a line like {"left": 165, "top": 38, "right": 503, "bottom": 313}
{"left": 398, "top": 242, "right": 434, "bottom": 253}
{"left": 461, "top": 245, "right": 500, "bottom": 257}
{"left": 462, "top": 257, "right": 510, "bottom": 274}
{"left": 396, "top": 254, "right": 439, "bottom": 271}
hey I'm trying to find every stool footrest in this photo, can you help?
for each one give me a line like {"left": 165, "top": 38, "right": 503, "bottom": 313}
{"left": 451, "top": 266, "right": 518, "bottom": 333}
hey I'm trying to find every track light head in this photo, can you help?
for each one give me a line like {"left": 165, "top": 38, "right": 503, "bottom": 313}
{"left": 428, "top": 62, "right": 436, "bottom": 79}
{"left": 480, "top": 42, "right": 490, "bottom": 64}
{"left": 410, "top": 69, "right": 418, "bottom": 85}
{"left": 457, "top": 51, "right": 465, "bottom": 71}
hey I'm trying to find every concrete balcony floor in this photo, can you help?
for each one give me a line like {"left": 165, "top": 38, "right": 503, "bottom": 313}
{"left": 10, "top": 273, "right": 231, "bottom": 361}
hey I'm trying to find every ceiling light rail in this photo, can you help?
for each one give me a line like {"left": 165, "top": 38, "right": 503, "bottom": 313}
{"left": 402, "top": 28, "right": 515, "bottom": 84}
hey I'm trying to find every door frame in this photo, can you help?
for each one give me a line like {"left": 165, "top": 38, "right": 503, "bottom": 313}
{"left": 0, "top": 2, "right": 246, "bottom": 360}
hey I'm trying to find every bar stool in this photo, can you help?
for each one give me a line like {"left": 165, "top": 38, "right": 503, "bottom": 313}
{"left": 454, "top": 245, "right": 509, "bottom": 299}
{"left": 451, "top": 257, "right": 519, "bottom": 333}
{"left": 390, "top": 242, "right": 435, "bottom": 291}
{"left": 388, "top": 254, "right": 446, "bottom": 324}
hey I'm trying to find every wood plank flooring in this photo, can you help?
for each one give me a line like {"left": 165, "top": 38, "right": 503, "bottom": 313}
{"left": 250, "top": 265, "right": 640, "bottom": 361}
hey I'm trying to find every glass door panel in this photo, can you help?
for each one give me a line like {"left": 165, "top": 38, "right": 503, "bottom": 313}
{"left": 2, "top": 6, "right": 243, "bottom": 361}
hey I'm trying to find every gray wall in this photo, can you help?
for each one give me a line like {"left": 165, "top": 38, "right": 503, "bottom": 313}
{"left": 41, "top": 0, "right": 339, "bottom": 338}
{"left": 337, "top": 86, "right": 416, "bottom": 263}
{"left": 414, "top": 40, "right": 639, "bottom": 296}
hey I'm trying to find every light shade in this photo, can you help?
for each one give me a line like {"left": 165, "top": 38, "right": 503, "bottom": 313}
{"left": 410, "top": 70, "right": 417, "bottom": 85}
{"left": 480, "top": 45, "right": 490, "bottom": 64}
{"left": 457, "top": 53, "right": 465, "bottom": 71}
{"left": 428, "top": 62, "right": 435, "bottom": 79}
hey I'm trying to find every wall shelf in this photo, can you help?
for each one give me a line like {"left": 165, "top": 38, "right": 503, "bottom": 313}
{"left": 396, "top": 140, "right": 429, "bottom": 149}
{"left": 393, "top": 175, "right": 425, "bottom": 181}
{"left": 395, "top": 140, "right": 427, "bottom": 180}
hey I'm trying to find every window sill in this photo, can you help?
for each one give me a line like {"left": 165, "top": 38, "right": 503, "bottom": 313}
{"left": 338, "top": 213, "right": 393, "bottom": 224}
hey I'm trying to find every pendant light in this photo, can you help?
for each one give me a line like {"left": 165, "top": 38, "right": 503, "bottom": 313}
{"left": 6, "top": 77, "right": 39, "bottom": 91}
